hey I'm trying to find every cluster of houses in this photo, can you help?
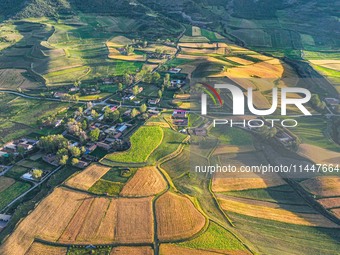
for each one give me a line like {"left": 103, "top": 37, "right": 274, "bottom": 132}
{"left": 172, "top": 110, "right": 188, "bottom": 126}
{"left": 0, "top": 138, "right": 38, "bottom": 158}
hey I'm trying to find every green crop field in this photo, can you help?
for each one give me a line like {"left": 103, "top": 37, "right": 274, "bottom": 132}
{"left": 222, "top": 185, "right": 306, "bottom": 205}
{"left": 0, "top": 182, "right": 31, "bottom": 211}
{"left": 148, "top": 128, "right": 187, "bottom": 163}
{"left": 229, "top": 212, "right": 340, "bottom": 255}
{"left": 89, "top": 179, "right": 124, "bottom": 196}
{"left": 210, "top": 126, "right": 253, "bottom": 146}
{"left": 178, "top": 221, "right": 246, "bottom": 251}
{"left": 105, "top": 126, "right": 163, "bottom": 163}
{"left": 291, "top": 117, "right": 340, "bottom": 152}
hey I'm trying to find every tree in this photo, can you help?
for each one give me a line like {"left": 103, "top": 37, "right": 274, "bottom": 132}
{"left": 132, "top": 85, "right": 139, "bottom": 96}
{"left": 89, "top": 128, "right": 100, "bottom": 142}
{"left": 258, "top": 126, "right": 277, "bottom": 140}
{"left": 124, "top": 44, "right": 134, "bottom": 55}
{"left": 123, "top": 72, "right": 132, "bottom": 85}
{"left": 71, "top": 158, "right": 79, "bottom": 166}
{"left": 152, "top": 72, "right": 161, "bottom": 83}
{"left": 39, "top": 135, "right": 68, "bottom": 153}
{"left": 91, "top": 109, "right": 99, "bottom": 119}
{"left": 57, "top": 148, "right": 68, "bottom": 158}
{"left": 32, "top": 169, "right": 43, "bottom": 179}
{"left": 70, "top": 146, "right": 81, "bottom": 157}
{"left": 158, "top": 90, "right": 163, "bottom": 99}
{"left": 139, "top": 103, "right": 147, "bottom": 113}
{"left": 104, "top": 107, "right": 120, "bottom": 121}
{"left": 87, "top": 101, "right": 93, "bottom": 109}
{"left": 17, "top": 146, "right": 26, "bottom": 159}
{"left": 82, "top": 120, "right": 88, "bottom": 130}
{"left": 131, "top": 108, "right": 139, "bottom": 118}
{"left": 310, "top": 94, "right": 326, "bottom": 110}
{"left": 59, "top": 155, "right": 69, "bottom": 165}
{"left": 163, "top": 73, "right": 170, "bottom": 88}
{"left": 118, "top": 83, "right": 123, "bottom": 92}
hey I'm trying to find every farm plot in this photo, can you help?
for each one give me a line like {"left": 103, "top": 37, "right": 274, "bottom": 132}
{"left": 212, "top": 153, "right": 286, "bottom": 192}
{"left": 0, "top": 177, "right": 15, "bottom": 192}
{"left": 160, "top": 244, "right": 249, "bottom": 255}
{"left": 155, "top": 191, "right": 206, "bottom": 241}
{"left": 115, "top": 197, "right": 154, "bottom": 243}
{"left": 177, "top": 221, "right": 249, "bottom": 253}
{"left": 65, "top": 164, "right": 111, "bottom": 191}
{"left": 105, "top": 126, "right": 163, "bottom": 163}
{"left": 110, "top": 246, "right": 153, "bottom": 255}
{"left": 0, "top": 69, "right": 39, "bottom": 90}
{"left": 0, "top": 187, "right": 89, "bottom": 255}
{"left": 229, "top": 212, "right": 340, "bottom": 255}
{"left": 120, "top": 166, "right": 167, "bottom": 197}
{"left": 318, "top": 198, "right": 340, "bottom": 210}
{"left": 0, "top": 181, "right": 31, "bottom": 211}
{"left": 297, "top": 144, "right": 340, "bottom": 164}
{"left": 148, "top": 127, "right": 187, "bottom": 163}
{"left": 301, "top": 176, "right": 340, "bottom": 197}
{"left": 217, "top": 195, "right": 338, "bottom": 227}
{"left": 25, "top": 242, "right": 67, "bottom": 255}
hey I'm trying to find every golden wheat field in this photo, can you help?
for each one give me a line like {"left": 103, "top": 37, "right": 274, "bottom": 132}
{"left": 159, "top": 244, "right": 250, "bottom": 255}
{"left": 318, "top": 197, "right": 340, "bottom": 209}
{"left": 331, "top": 208, "right": 340, "bottom": 219}
{"left": 155, "top": 191, "right": 206, "bottom": 242}
{"left": 115, "top": 197, "right": 154, "bottom": 243}
{"left": 0, "top": 187, "right": 89, "bottom": 255}
{"left": 298, "top": 144, "right": 340, "bottom": 164}
{"left": 217, "top": 195, "right": 339, "bottom": 227}
{"left": 213, "top": 145, "right": 255, "bottom": 155}
{"left": 65, "top": 164, "right": 111, "bottom": 191}
{"left": 120, "top": 166, "right": 167, "bottom": 197}
{"left": 301, "top": 176, "right": 340, "bottom": 197}
{"left": 110, "top": 246, "right": 154, "bottom": 255}
{"left": 25, "top": 242, "right": 67, "bottom": 255}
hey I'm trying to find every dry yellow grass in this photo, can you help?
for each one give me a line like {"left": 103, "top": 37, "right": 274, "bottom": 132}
{"left": 120, "top": 166, "right": 167, "bottom": 197}
{"left": 227, "top": 60, "right": 284, "bottom": 79}
{"left": 331, "top": 208, "right": 340, "bottom": 219}
{"left": 212, "top": 175, "right": 286, "bottom": 192}
{"left": 160, "top": 244, "right": 250, "bottom": 255}
{"left": 317, "top": 197, "right": 340, "bottom": 209}
{"left": 108, "top": 54, "right": 146, "bottom": 61}
{"left": 212, "top": 153, "right": 286, "bottom": 192}
{"left": 192, "top": 26, "right": 201, "bottom": 36}
{"left": 65, "top": 164, "right": 111, "bottom": 191}
{"left": 301, "top": 176, "right": 340, "bottom": 197}
{"left": 309, "top": 60, "right": 340, "bottom": 71}
{"left": 213, "top": 145, "right": 255, "bottom": 155}
{"left": 178, "top": 42, "right": 221, "bottom": 48}
{"left": 226, "top": 57, "right": 253, "bottom": 65}
{"left": 218, "top": 196, "right": 339, "bottom": 228}
{"left": 116, "top": 197, "right": 154, "bottom": 243}
{"left": 76, "top": 197, "right": 110, "bottom": 242}
{"left": 298, "top": 144, "right": 340, "bottom": 164}
{"left": 0, "top": 177, "right": 15, "bottom": 192}
{"left": 58, "top": 197, "right": 94, "bottom": 243}
{"left": 155, "top": 192, "right": 206, "bottom": 241}
{"left": 110, "top": 246, "right": 153, "bottom": 255}
{"left": 107, "top": 36, "right": 132, "bottom": 47}
{"left": 25, "top": 242, "right": 67, "bottom": 255}
{"left": 0, "top": 187, "right": 88, "bottom": 255}
{"left": 145, "top": 122, "right": 170, "bottom": 128}
{"left": 174, "top": 94, "right": 191, "bottom": 99}
{"left": 95, "top": 198, "right": 117, "bottom": 242}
